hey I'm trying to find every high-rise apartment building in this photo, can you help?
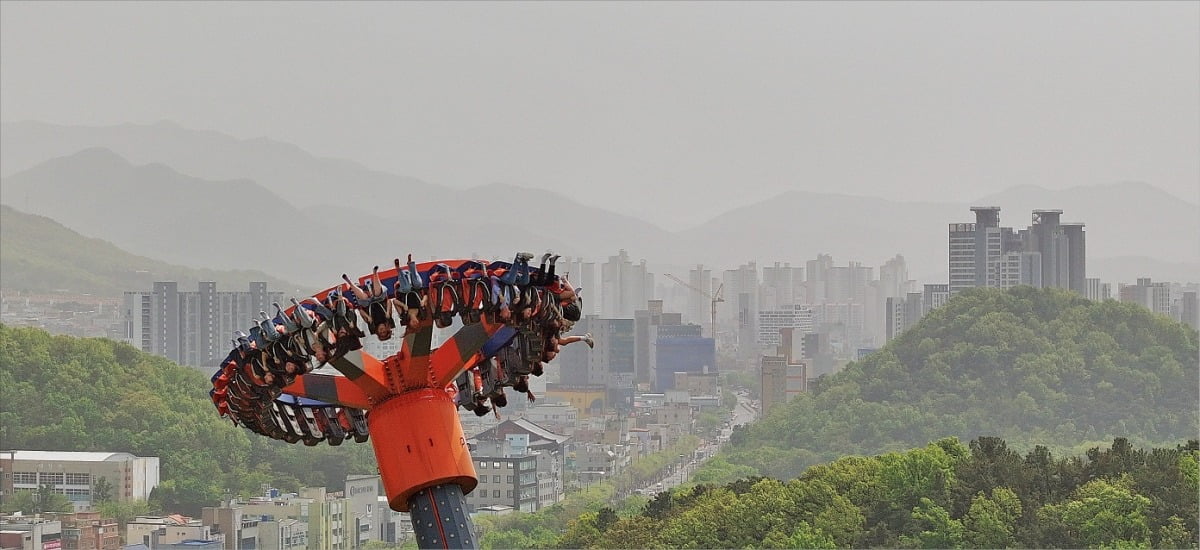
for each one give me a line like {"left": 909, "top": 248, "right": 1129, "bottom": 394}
{"left": 756, "top": 305, "right": 814, "bottom": 349}
{"left": 760, "top": 262, "right": 803, "bottom": 311}
{"left": 1085, "top": 278, "right": 1111, "bottom": 301}
{"left": 1179, "top": 291, "right": 1199, "bottom": 330}
{"left": 948, "top": 207, "right": 1085, "bottom": 296}
{"left": 922, "top": 284, "right": 949, "bottom": 314}
{"left": 558, "top": 257, "right": 597, "bottom": 317}
{"left": 600, "top": 250, "right": 653, "bottom": 318}
{"left": 686, "top": 265, "right": 713, "bottom": 333}
{"left": 123, "top": 282, "right": 281, "bottom": 368}
{"left": 1119, "top": 278, "right": 1172, "bottom": 315}
{"left": 556, "top": 316, "right": 635, "bottom": 406}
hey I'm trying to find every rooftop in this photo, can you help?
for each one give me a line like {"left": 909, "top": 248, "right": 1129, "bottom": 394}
{"left": 1, "top": 451, "right": 144, "bottom": 462}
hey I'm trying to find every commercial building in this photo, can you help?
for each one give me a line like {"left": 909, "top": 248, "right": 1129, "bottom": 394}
{"left": 760, "top": 327, "right": 809, "bottom": 415}
{"left": 340, "top": 477, "right": 377, "bottom": 549}
{"left": 0, "top": 452, "right": 159, "bottom": 511}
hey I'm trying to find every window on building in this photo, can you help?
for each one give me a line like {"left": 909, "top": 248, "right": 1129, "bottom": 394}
{"left": 493, "top": 462, "right": 501, "bottom": 469}
{"left": 13, "top": 472, "right": 37, "bottom": 484}
{"left": 66, "top": 473, "right": 91, "bottom": 485}
{"left": 492, "top": 490, "right": 500, "bottom": 498}
{"left": 506, "top": 491, "right": 512, "bottom": 498}
{"left": 492, "top": 476, "right": 500, "bottom": 484}
{"left": 506, "top": 476, "right": 513, "bottom": 483}
{"left": 478, "top": 461, "right": 486, "bottom": 469}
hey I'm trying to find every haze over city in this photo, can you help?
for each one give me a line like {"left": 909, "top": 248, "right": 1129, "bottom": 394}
{"left": 1, "top": 3, "right": 1198, "bottom": 550}
{"left": 2, "top": 2, "right": 1197, "bottom": 230}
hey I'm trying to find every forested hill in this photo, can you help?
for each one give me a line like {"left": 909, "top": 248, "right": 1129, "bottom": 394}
{"left": 716, "top": 287, "right": 1198, "bottom": 482}
{"left": 0, "top": 324, "right": 377, "bottom": 515}
{"left": 536, "top": 438, "right": 1198, "bottom": 549}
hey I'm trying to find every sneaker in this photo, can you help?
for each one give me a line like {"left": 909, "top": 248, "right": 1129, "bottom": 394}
{"left": 516, "top": 252, "right": 535, "bottom": 262}
{"left": 584, "top": 333, "right": 595, "bottom": 349}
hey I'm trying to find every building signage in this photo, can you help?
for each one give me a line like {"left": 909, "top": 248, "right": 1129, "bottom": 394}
{"left": 43, "top": 540, "right": 62, "bottom": 550}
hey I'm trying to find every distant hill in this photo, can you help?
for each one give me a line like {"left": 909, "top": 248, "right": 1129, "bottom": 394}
{"left": 1088, "top": 256, "right": 1200, "bottom": 286}
{"left": 676, "top": 190, "right": 962, "bottom": 270}
{"left": 0, "top": 120, "right": 450, "bottom": 220}
{"left": 0, "top": 147, "right": 680, "bottom": 285}
{"left": 680, "top": 183, "right": 1200, "bottom": 279}
{"left": 718, "top": 286, "right": 1198, "bottom": 481}
{"left": 0, "top": 148, "right": 338, "bottom": 286}
{"left": 3, "top": 121, "right": 1196, "bottom": 279}
{"left": 0, "top": 205, "right": 304, "bottom": 295}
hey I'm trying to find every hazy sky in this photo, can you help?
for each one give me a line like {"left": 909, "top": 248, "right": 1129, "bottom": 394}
{"left": 2, "top": 2, "right": 1197, "bottom": 229}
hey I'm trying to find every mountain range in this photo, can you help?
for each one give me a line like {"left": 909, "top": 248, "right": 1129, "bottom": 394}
{"left": 1, "top": 121, "right": 1196, "bottom": 289}
{"left": 0, "top": 205, "right": 301, "bottom": 296}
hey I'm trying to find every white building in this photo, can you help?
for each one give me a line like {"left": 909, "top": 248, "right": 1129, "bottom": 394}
{"left": 0, "top": 451, "right": 159, "bottom": 511}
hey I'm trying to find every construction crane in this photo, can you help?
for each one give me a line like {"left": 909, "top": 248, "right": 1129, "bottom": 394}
{"left": 665, "top": 273, "right": 724, "bottom": 340}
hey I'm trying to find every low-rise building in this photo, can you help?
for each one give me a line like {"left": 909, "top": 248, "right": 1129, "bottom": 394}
{"left": 56, "top": 513, "right": 119, "bottom": 550}
{"left": 125, "top": 516, "right": 220, "bottom": 550}
{"left": 0, "top": 452, "right": 159, "bottom": 511}
{"left": 235, "top": 489, "right": 345, "bottom": 550}
{"left": 256, "top": 520, "right": 305, "bottom": 550}
{"left": 199, "top": 503, "right": 258, "bottom": 550}
{"left": 372, "top": 498, "right": 410, "bottom": 546}
{"left": 0, "top": 514, "right": 62, "bottom": 550}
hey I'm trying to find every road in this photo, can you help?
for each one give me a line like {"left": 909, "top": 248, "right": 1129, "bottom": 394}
{"left": 639, "top": 391, "right": 759, "bottom": 496}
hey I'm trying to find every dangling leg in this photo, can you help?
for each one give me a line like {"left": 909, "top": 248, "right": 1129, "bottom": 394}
{"left": 342, "top": 274, "right": 370, "bottom": 303}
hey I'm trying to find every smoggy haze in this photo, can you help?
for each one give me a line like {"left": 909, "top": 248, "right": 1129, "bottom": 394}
{"left": 1, "top": 2, "right": 1197, "bottom": 229}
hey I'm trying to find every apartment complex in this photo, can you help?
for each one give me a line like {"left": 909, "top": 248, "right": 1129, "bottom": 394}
{"left": 121, "top": 282, "right": 283, "bottom": 368}
{"left": 948, "top": 207, "right": 1086, "bottom": 296}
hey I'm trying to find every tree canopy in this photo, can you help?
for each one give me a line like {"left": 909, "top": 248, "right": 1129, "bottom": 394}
{"left": 0, "top": 324, "right": 377, "bottom": 515}
{"left": 476, "top": 437, "right": 1197, "bottom": 548}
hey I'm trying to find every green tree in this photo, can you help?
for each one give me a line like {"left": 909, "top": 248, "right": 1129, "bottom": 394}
{"left": 899, "top": 497, "right": 963, "bottom": 549}
{"left": 91, "top": 476, "right": 114, "bottom": 504}
{"left": 27, "top": 485, "right": 73, "bottom": 516}
{"left": 1039, "top": 478, "right": 1152, "bottom": 548}
{"left": 761, "top": 521, "right": 836, "bottom": 549}
{"left": 97, "top": 500, "right": 152, "bottom": 531}
{"left": 963, "top": 488, "right": 1022, "bottom": 548}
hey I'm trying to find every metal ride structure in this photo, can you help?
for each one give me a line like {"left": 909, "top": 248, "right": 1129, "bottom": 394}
{"left": 207, "top": 253, "right": 585, "bottom": 550}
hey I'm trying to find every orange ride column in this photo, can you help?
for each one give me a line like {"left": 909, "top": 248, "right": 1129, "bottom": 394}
{"left": 367, "top": 388, "right": 478, "bottom": 511}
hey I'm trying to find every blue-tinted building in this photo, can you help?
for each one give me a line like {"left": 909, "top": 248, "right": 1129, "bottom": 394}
{"left": 651, "top": 336, "right": 716, "bottom": 392}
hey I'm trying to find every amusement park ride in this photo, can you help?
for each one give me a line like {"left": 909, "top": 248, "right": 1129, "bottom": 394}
{"left": 207, "top": 253, "right": 588, "bottom": 549}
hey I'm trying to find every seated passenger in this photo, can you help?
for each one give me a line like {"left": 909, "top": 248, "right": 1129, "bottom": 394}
{"left": 392, "top": 258, "right": 428, "bottom": 328}
{"left": 343, "top": 267, "right": 395, "bottom": 341}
